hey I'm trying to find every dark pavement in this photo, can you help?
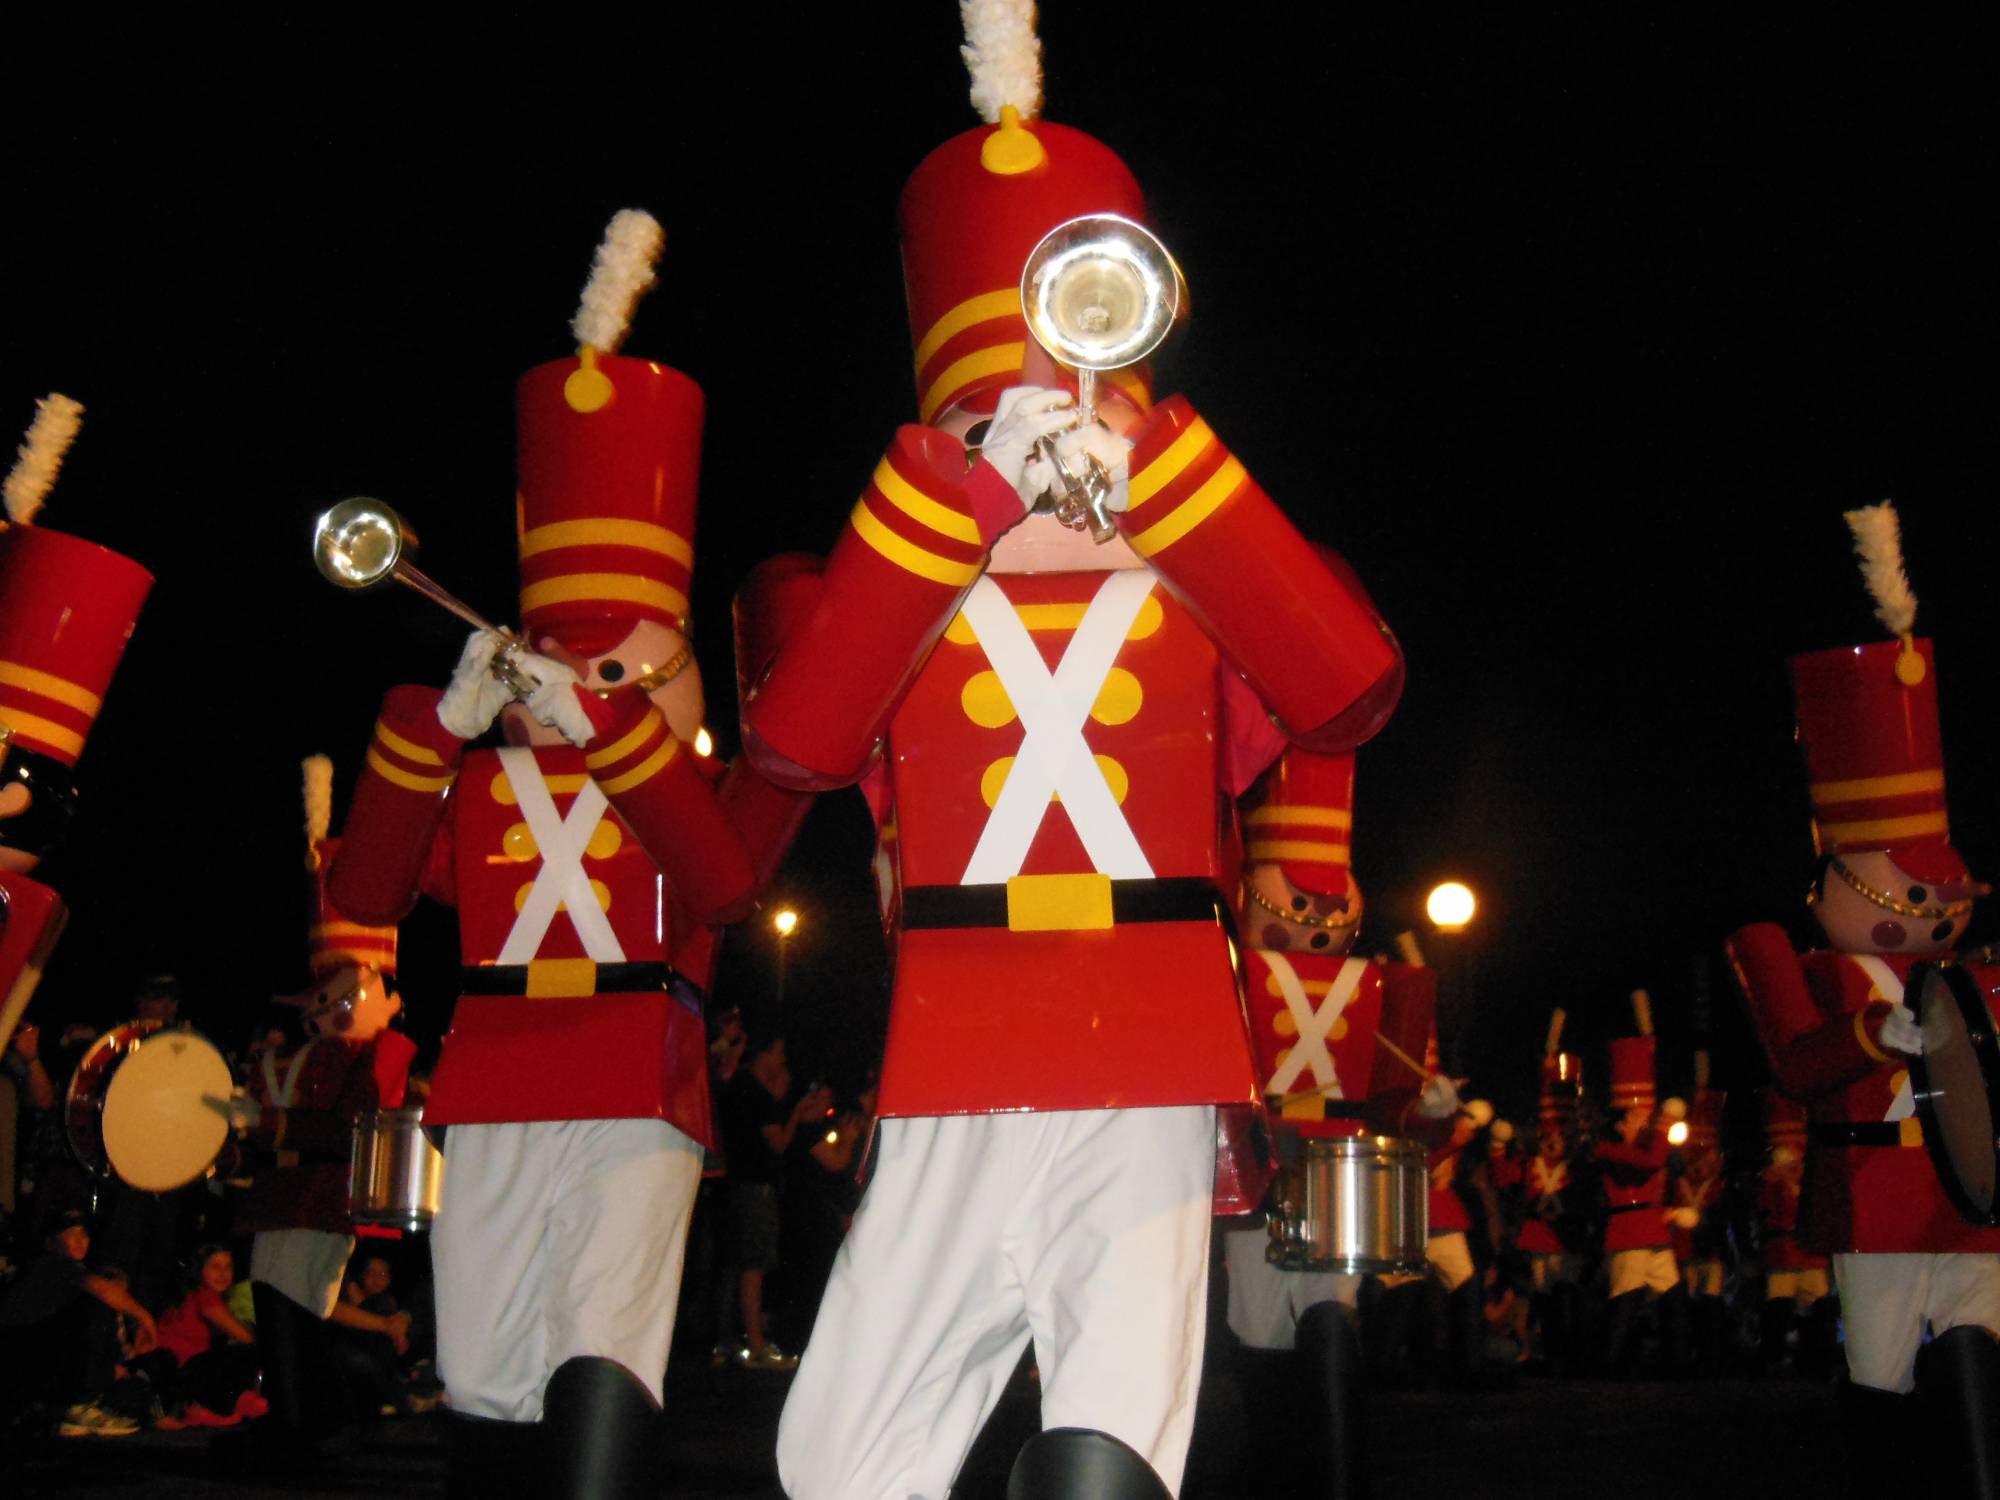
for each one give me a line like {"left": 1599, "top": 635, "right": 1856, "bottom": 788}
{"left": 6, "top": 1365, "right": 1848, "bottom": 1499}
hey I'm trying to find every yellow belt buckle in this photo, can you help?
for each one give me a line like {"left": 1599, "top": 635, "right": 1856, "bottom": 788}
{"left": 526, "top": 958, "right": 599, "bottom": 997}
{"left": 1005, "top": 874, "right": 1114, "bottom": 932}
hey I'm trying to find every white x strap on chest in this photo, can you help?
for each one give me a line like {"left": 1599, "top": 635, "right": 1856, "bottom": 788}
{"left": 959, "top": 572, "right": 1157, "bottom": 885}
{"left": 496, "top": 748, "right": 626, "bottom": 965}
{"left": 1262, "top": 953, "right": 1367, "bottom": 1099}
{"left": 262, "top": 1041, "right": 315, "bottom": 1108}
{"left": 1847, "top": 954, "right": 1915, "bottom": 1122}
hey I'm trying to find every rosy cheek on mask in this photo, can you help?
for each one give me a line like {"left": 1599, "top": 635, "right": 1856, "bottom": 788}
{"left": 1259, "top": 923, "right": 1292, "bottom": 951}
{"left": 1871, "top": 920, "right": 1908, "bottom": 950}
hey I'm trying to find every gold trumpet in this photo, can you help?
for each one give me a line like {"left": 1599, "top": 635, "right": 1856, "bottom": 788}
{"left": 1019, "top": 213, "right": 1188, "bottom": 542}
{"left": 311, "top": 497, "right": 540, "bottom": 695}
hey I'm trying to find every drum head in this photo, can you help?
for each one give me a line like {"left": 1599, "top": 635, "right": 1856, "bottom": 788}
{"left": 101, "top": 1029, "right": 232, "bottom": 1192}
{"left": 1910, "top": 963, "right": 2000, "bottom": 1227}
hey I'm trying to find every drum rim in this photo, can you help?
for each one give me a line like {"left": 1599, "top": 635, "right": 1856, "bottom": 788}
{"left": 63, "top": 1018, "right": 168, "bottom": 1178}
{"left": 1909, "top": 960, "right": 2000, "bottom": 1228}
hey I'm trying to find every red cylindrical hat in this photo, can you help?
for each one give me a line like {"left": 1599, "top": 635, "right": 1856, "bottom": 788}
{"left": 516, "top": 354, "right": 704, "bottom": 655}
{"left": 0, "top": 525, "right": 152, "bottom": 767}
{"left": 1538, "top": 1052, "right": 1582, "bottom": 1130}
{"left": 1606, "top": 1035, "right": 1657, "bottom": 1112}
{"left": 900, "top": 118, "right": 1150, "bottom": 425}
{"left": 307, "top": 835, "right": 397, "bottom": 979}
{"left": 1685, "top": 1087, "right": 1726, "bottom": 1152}
{"left": 1789, "top": 638, "right": 1963, "bottom": 881}
{"left": 1242, "top": 750, "right": 1354, "bottom": 897}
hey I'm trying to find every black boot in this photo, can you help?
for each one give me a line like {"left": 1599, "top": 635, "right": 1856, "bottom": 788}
{"left": 1008, "top": 1428, "right": 1172, "bottom": 1500}
{"left": 446, "top": 1410, "right": 540, "bottom": 1500}
{"left": 1446, "top": 1280, "right": 1486, "bottom": 1384}
{"left": 1691, "top": 1294, "right": 1728, "bottom": 1375}
{"left": 1601, "top": 1290, "right": 1643, "bottom": 1377}
{"left": 1836, "top": 1380, "right": 1914, "bottom": 1500}
{"left": 1364, "top": 1280, "right": 1429, "bottom": 1389}
{"left": 1800, "top": 1296, "right": 1841, "bottom": 1381}
{"left": 1297, "top": 1302, "right": 1368, "bottom": 1500}
{"left": 542, "top": 1356, "right": 663, "bottom": 1500}
{"left": 1544, "top": 1283, "right": 1581, "bottom": 1373}
{"left": 249, "top": 1281, "right": 345, "bottom": 1442}
{"left": 1920, "top": 1326, "right": 2000, "bottom": 1500}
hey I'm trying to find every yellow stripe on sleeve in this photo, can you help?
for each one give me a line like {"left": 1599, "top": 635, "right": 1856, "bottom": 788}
{"left": 597, "top": 736, "right": 680, "bottom": 796}
{"left": 366, "top": 746, "right": 455, "bottom": 794}
{"left": 585, "top": 708, "right": 664, "bottom": 770}
{"left": 873, "top": 459, "right": 981, "bottom": 545}
{"left": 1130, "top": 456, "right": 1247, "bottom": 558}
{"left": 849, "top": 501, "right": 981, "bottom": 587}
{"left": 1243, "top": 805, "right": 1352, "bottom": 830}
{"left": 375, "top": 720, "right": 445, "bottom": 766}
{"left": 1127, "top": 418, "right": 1215, "bottom": 511}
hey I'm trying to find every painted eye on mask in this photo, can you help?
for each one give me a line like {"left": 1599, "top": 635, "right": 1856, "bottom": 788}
{"left": 964, "top": 419, "right": 992, "bottom": 448}
{"left": 598, "top": 660, "right": 626, "bottom": 683}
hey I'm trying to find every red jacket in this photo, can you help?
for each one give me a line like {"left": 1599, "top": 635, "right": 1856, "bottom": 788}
{"left": 237, "top": 1031, "right": 415, "bottom": 1234}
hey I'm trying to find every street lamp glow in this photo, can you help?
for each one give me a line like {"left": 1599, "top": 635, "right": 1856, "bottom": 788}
{"left": 1426, "top": 881, "right": 1476, "bottom": 932}
{"left": 1667, "top": 1120, "right": 1690, "bottom": 1147}
{"left": 773, "top": 908, "right": 799, "bottom": 938}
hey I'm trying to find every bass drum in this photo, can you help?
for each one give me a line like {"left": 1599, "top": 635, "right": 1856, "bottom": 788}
{"left": 66, "top": 1021, "right": 234, "bottom": 1192}
{"left": 1910, "top": 961, "right": 2000, "bottom": 1227}
{"left": 1266, "top": 1133, "right": 1429, "bottom": 1275}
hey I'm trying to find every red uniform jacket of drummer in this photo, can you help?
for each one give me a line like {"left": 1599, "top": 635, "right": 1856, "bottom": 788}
{"left": 743, "top": 401, "right": 1401, "bottom": 1119}
{"left": 1595, "top": 1131, "right": 1672, "bottom": 1253}
{"left": 1242, "top": 951, "right": 1435, "bottom": 1140}
{"left": 330, "top": 688, "right": 772, "bottom": 1146}
{"left": 236, "top": 1032, "right": 416, "bottom": 1235}
{"left": 1727, "top": 925, "right": 2000, "bottom": 1255}
{"left": 1515, "top": 1155, "right": 1572, "bottom": 1255}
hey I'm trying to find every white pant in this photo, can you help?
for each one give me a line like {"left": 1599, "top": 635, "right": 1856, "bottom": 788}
{"left": 776, "top": 1106, "right": 1215, "bottom": 1500}
{"left": 432, "top": 1117, "right": 702, "bottom": 1421}
{"left": 1833, "top": 1251, "right": 2000, "bottom": 1394}
{"left": 1222, "top": 1223, "right": 1362, "bottom": 1350}
{"left": 1608, "top": 1248, "right": 1679, "bottom": 1297}
{"left": 1425, "top": 1231, "right": 1475, "bottom": 1293}
{"left": 251, "top": 1228, "right": 354, "bottom": 1320}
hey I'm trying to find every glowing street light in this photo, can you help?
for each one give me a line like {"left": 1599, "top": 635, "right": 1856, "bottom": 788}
{"left": 1426, "top": 881, "right": 1476, "bottom": 933}
{"left": 773, "top": 908, "right": 799, "bottom": 938}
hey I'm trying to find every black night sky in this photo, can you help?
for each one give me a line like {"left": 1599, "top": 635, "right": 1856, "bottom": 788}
{"left": 4, "top": 9, "right": 1992, "bottom": 1119}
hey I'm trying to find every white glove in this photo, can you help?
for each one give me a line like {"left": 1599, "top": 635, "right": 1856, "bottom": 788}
{"left": 438, "top": 630, "right": 519, "bottom": 740}
{"left": 201, "top": 1093, "right": 262, "bottom": 1133}
{"left": 521, "top": 655, "right": 598, "bottom": 748}
{"left": 1668, "top": 1206, "right": 1701, "bottom": 1230}
{"left": 1055, "top": 423, "right": 1134, "bottom": 513}
{"left": 1878, "top": 1002, "right": 1924, "bottom": 1056}
{"left": 1416, "top": 1073, "right": 1463, "bottom": 1119}
{"left": 979, "top": 386, "right": 1077, "bottom": 506}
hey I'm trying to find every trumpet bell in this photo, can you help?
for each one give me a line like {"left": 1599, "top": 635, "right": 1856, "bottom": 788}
{"left": 314, "top": 498, "right": 413, "bottom": 590}
{"left": 1021, "top": 214, "right": 1187, "bottom": 373}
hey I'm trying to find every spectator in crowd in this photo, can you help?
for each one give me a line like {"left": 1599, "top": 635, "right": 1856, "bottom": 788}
{"left": 718, "top": 1032, "right": 830, "bottom": 1370}
{"left": 0, "top": 1209, "right": 158, "bottom": 1435}
{"left": 133, "top": 1242, "right": 264, "bottom": 1426}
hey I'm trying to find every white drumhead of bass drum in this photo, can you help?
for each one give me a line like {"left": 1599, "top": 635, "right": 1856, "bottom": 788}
{"left": 102, "top": 1030, "right": 233, "bottom": 1192}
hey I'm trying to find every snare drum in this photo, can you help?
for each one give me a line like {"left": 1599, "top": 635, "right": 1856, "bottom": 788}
{"left": 1909, "top": 962, "right": 2000, "bottom": 1227}
{"left": 66, "top": 1021, "right": 233, "bottom": 1192}
{"left": 1266, "top": 1134, "right": 1429, "bottom": 1274}
{"left": 348, "top": 1108, "right": 444, "bottom": 1231}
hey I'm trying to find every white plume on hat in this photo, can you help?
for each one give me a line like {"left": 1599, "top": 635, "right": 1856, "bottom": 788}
{"left": 4, "top": 393, "right": 84, "bottom": 526}
{"left": 961, "top": 0, "right": 1043, "bottom": 123}
{"left": 571, "top": 209, "right": 665, "bottom": 355}
{"left": 1843, "top": 500, "right": 1918, "bottom": 639}
{"left": 303, "top": 754, "right": 334, "bottom": 852}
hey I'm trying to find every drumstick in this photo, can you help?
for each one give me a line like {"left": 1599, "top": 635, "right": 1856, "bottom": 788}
{"left": 1273, "top": 1030, "right": 1432, "bottom": 1107}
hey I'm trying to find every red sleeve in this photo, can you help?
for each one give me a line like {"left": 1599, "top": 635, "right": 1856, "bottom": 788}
{"left": 0, "top": 871, "right": 66, "bottom": 1042}
{"left": 1122, "top": 398, "right": 1403, "bottom": 750}
{"left": 1726, "top": 923, "right": 1894, "bottom": 1100}
{"left": 743, "top": 426, "right": 1000, "bottom": 790}
{"left": 370, "top": 1030, "right": 417, "bottom": 1110}
{"left": 329, "top": 686, "right": 466, "bottom": 924}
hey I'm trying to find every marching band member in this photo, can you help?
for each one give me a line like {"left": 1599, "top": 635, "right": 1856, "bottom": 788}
{"left": 329, "top": 212, "right": 806, "bottom": 1500}
{"left": 1726, "top": 503, "right": 1999, "bottom": 1494}
{"left": 1594, "top": 997, "right": 1688, "bottom": 1376}
{"left": 1516, "top": 1016, "right": 1584, "bottom": 1367}
{"left": 218, "top": 755, "right": 416, "bottom": 1446}
{"left": 0, "top": 395, "right": 151, "bottom": 1056}
{"left": 744, "top": 9, "right": 1403, "bottom": 1496}
{"left": 1755, "top": 1090, "right": 1835, "bottom": 1376}
{"left": 1671, "top": 1055, "right": 1729, "bottom": 1372}
{"left": 1421, "top": 1063, "right": 1491, "bottom": 1384}
{"left": 1221, "top": 749, "right": 1445, "bottom": 1498}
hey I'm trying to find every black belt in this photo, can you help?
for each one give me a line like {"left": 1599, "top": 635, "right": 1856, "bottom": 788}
{"left": 901, "top": 878, "right": 1223, "bottom": 930}
{"left": 1607, "top": 1202, "right": 1659, "bottom": 1215}
{"left": 461, "top": 961, "right": 676, "bottom": 996}
{"left": 1267, "top": 1097, "right": 1369, "bottom": 1121}
{"left": 1809, "top": 1122, "right": 1917, "bottom": 1148}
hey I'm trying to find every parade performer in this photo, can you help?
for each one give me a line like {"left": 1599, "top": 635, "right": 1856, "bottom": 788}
{"left": 1594, "top": 994, "right": 1688, "bottom": 1375}
{"left": 1220, "top": 748, "right": 1448, "bottom": 1499}
{"left": 329, "top": 211, "right": 809, "bottom": 1500}
{"left": 217, "top": 754, "right": 416, "bottom": 1444}
{"left": 1754, "top": 1089, "right": 1835, "bottom": 1375}
{"left": 0, "top": 395, "right": 152, "bottom": 1055}
{"left": 1671, "top": 1054, "right": 1729, "bottom": 1372}
{"left": 1516, "top": 1014, "right": 1584, "bottom": 1366}
{"left": 1421, "top": 1054, "right": 1492, "bottom": 1383}
{"left": 743, "top": 9, "right": 1403, "bottom": 1496}
{"left": 1726, "top": 502, "right": 1999, "bottom": 1493}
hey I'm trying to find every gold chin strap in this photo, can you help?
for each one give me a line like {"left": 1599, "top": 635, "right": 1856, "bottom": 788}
{"left": 1828, "top": 856, "right": 1973, "bottom": 921}
{"left": 628, "top": 641, "right": 693, "bottom": 695}
{"left": 1245, "top": 879, "right": 1360, "bottom": 933}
